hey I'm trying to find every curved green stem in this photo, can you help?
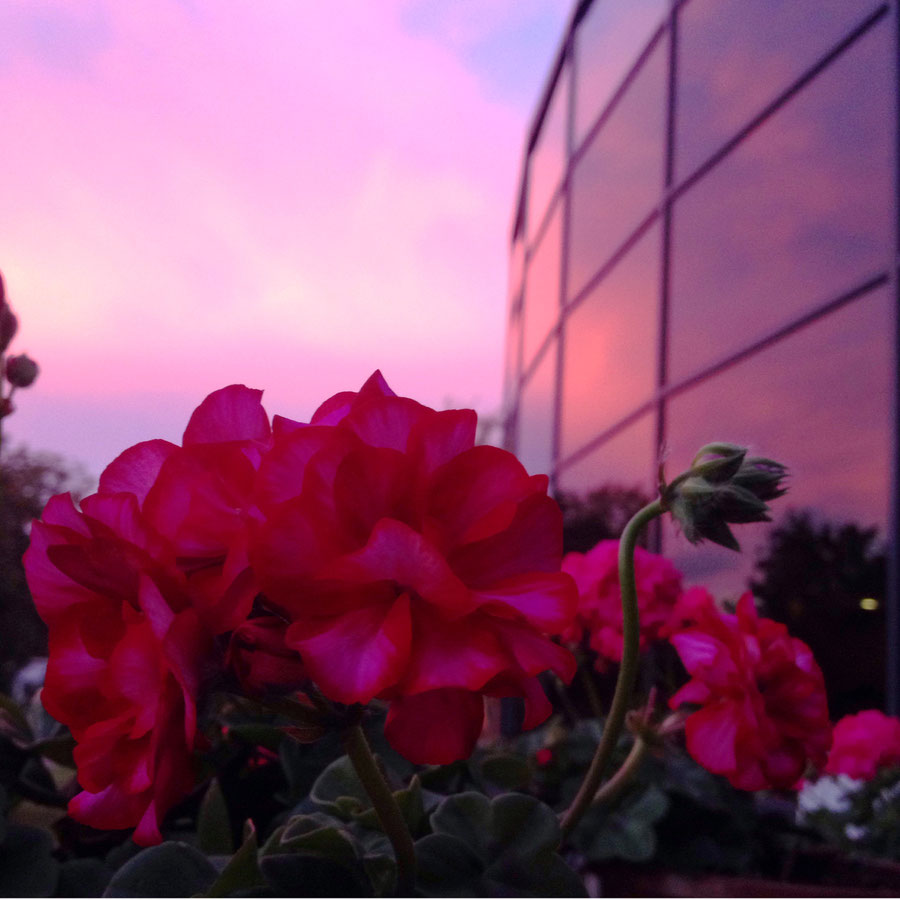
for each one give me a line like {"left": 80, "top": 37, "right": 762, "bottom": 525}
{"left": 342, "top": 723, "right": 416, "bottom": 896}
{"left": 593, "top": 735, "right": 649, "bottom": 808}
{"left": 559, "top": 498, "right": 664, "bottom": 840}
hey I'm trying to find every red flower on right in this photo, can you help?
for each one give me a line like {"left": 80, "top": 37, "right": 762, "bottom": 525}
{"left": 823, "top": 710, "right": 900, "bottom": 780}
{"left": 668, "top": 591, "right": 831, "bottom": 790}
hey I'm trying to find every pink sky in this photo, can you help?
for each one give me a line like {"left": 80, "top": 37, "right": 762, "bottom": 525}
{"left": 0, "top": 0, "right": 571, "bottom": 480}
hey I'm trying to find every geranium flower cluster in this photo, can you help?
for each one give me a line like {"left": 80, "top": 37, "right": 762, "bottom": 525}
{"left": 561, "top": 539, "right": 682, "bottom": 667}
{"left": 25, "top": 373, "right": 577, "bottom": 844}
{"left": 823, "top": 710, "right": 900, "bottom": 781}
{"left": 666, "top": 590, "right": 832, "bottom": 790}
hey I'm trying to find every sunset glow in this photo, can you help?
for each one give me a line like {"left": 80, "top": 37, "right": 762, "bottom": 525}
{"left": 0, "top": 0, "right": 570, "bottom": 477}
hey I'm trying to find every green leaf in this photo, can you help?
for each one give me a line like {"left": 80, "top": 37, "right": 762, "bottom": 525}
{"left": 198, "top": 779, "right": 234, "bottom": 856}
{"left": 309, "top": 755, "right": 372, "bottom": 819}
{"left": 56, "top": 858, "right": 113, "bottom": 897}
{"left": 414, "top": 834, "right": 484, "bottom": 897}
{"left": 423, "top": 792, "right": 586, "bottom": 897}
{"left": 361, "top": 853, "right": 396, "bottom": 898}
{"left": 353, "top": 774, "right": 428, "bottom": 835}
{"left": 258, "top": 854, "right": 368, "bottom": 897}
{"left": 102, "top": 842, "right": 218, "bottom": 898}
{"left": 581, "top": 784, "right": 669, "bottom": 864}
{"left": 205, "top": 820, "right": 265, "bottom": 898}
{"left": 429, "top": 792, "right": 491, "bottom": 859}
{"left": 479, "top": 754, "right": 532, "bottom": 791}
{"left": 278, "top": 817, "right": 358, "bottom": 867}
{"left": 0, "top": 823, "right": 59, "bottom": 896}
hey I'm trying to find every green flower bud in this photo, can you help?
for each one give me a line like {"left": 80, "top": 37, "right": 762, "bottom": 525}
{"left": 664, "top": 444, "right": 788, "bottom": 551}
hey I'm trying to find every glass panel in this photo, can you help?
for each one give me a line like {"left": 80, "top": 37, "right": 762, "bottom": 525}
{"left": 568, "top": 40, "right": 666, "bottom": 301}
{"left": 557, "top": 412, "right": 656, "bottom": 501}
{"left": 676, "top": 0, "right": 883, "bottom": 179}
{"left": 527, "top": 63, "right": 569, "bottom": 241}
{"left": 668, "top": 19, "right": 892, "bottom": 384}
{"left": 662, "top": 288, "right": 891, "bottom": 715}
{"left": 522, "top": 205, "right": 563, "bottom": 369}
{"left": 560, "top": 224, "right": 660, "bottom": 458}
{"left": 662, "top": 287, "right": 890, "bottom": 599}
{"left": 502, "top": 307, "right": 522, "bottom": 417}
{"left": 556, "top": 414, "right": 657, "bottom": 553}
{"left": 574, "top": 0, "right": 668, "bottom": 148}
{"left": 516, "top": 341, "right": 557, "bottom": 477}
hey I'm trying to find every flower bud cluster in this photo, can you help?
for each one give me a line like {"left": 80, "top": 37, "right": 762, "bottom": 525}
{"left": 663, "top": 442, "right": 788, "bottom": 551}
{"left": 0, "top": 271, "right": 39, "bottom": 421}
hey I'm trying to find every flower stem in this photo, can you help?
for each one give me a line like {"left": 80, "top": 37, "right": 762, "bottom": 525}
{"left": 342, "top": 723, "right": 416, "bottom": 896}
{"left": 559, "top": 498, "right": 664, "bottom": 840}
{"left": 592, "top": 735, "right": 649, "bottom": 809}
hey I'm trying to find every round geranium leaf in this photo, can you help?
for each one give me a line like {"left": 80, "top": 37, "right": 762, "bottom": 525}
{"left": 102, "top": 842, "right": 217, "bottom": 898}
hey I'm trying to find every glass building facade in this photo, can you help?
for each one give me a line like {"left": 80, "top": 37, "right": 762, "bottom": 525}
{"left": 503, "top": 0, "right": 899, "bottom": 715}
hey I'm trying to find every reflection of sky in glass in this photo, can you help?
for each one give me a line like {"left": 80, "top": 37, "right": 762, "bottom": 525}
{"left": 516, "top": 341, "right": 557, "bottom": 477}
{"left": 573, "top": 0, "right": 667, "bottom": 149}
{"left": 568, "top": 39, "right": 666, "bottom": 301}
{"left": 668, "top": 17, "right": 891, "bottom": 384}
{"left": 662, "top": 287, "right": 891, "bottom": 598}
{"left": 522, "top": 205, "right": 562, "bottom": 368}
{"left": 527, "top": 63, "right": 569, "bottom": 241}
{"left": 560, "top": 224, "right": 659, "bottom": 458}
{"left": 502, "top": 307, "right": 522, "bottom": 416}
{"left": 675, "top": 0, "right": 883, "bottom": 179}
{"left": 557, "top": 412, "right": 655, "bottom": 496}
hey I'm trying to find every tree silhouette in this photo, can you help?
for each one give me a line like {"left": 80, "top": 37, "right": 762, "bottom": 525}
{"left": 557, "top": 483, "right": 651, "bottom": 554}
{"left": 750, "top": 510, "right": 886, "bottom": 718}
{"left": 0, "top": 445, "right": 92, "bottom": 690}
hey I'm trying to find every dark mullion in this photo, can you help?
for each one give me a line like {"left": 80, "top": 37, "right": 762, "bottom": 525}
{"left": 886, "top": 0, "right": 900, "bottom": 716}
{"left": 653, "top": 0, "right": 679, "bottom": 554}
{"left": 550, "top": 38, "right": 578, "bottom": 494}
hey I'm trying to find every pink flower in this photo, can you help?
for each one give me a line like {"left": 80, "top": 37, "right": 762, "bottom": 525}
{"left": 24, "top": 386, "right": 273, "bottom": 844}
{"left": 561, "top": 540, "right": 682, "bottom": 667}
{"left": 250, "top": 371, "right": 577, "bottom": 765}
{"left": 823, "top": 710, "right": 900, "bottom": 780}
{"left": 25, "top": 493, "right": 214, "bottom": 845}
{"left": 98, "top": 384, "right": 272, "bottom": 632}
{"left": 669, "top": 592, "right": 831, "bottom": 791}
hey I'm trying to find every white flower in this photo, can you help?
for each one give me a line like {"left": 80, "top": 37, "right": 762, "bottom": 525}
{"left": 796, "top": 774, "right": 863, "bottom": 824}
{"left": 844, "top": 823, "right": 868, "bottom": 841}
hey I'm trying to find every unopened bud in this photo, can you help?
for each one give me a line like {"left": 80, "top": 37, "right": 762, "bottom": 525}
{"left": 0, "top": 397, "right": 14, "bottom": 418}
{"left": 5, "top": 354, "right": 39, "bottom": 388}
{"left": 663, "top": 444, "right": 788, "bottom": 552}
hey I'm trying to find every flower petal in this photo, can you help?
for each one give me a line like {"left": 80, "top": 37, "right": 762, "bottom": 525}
{"left": 182, "top": 385, "right": 270, "bottom": 446}
{"left": 98, "top": 440, "right": 179, "bottom": 503}
{"left": 287, "top": 594, "right": 411, "bottom": 704}
{"left": 384, "top": 688, "right": 484, "bottom": 765}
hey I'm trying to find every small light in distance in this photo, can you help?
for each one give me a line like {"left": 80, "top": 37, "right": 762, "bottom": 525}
{"left": 859, "top": 597, "right": 880, "bottom": 612}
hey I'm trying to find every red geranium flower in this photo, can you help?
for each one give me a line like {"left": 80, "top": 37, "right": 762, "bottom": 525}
{"left": 25, "top": 492, "right": 214, "bottom": 845}
{"left": 823, "top": 710, "right": 900, "bottom": 780}
{"left": 97, "top": 384, "right": 272, "bottom": 633}
{"left": 24, "top": 386, "right": 273, "bottom": 844}
{"left": 250, "top": 371, "right": 577, "bottom": 764}
{"left": 561, "top": 540, "right": 682, "bottom": 668}
{"left": 668, "top": 592, "right": 831, "bottom": 790}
